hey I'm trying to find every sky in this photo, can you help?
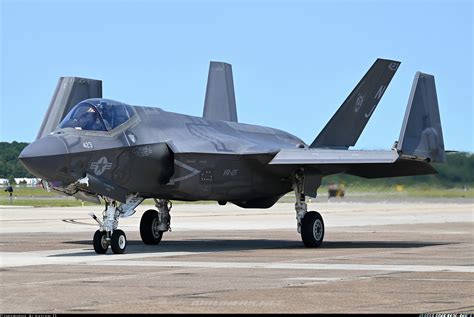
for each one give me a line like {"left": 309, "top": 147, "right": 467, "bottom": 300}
{"left": 1, "top": 0, "right": 472, "bottom": 151}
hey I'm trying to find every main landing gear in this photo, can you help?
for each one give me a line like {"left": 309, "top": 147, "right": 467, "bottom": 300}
{"left": 90, "top": 196, "right": 172, "bottom": 254}
{"left": 294, "top": 171, "right": 325, "bottom": 248}
{"left": 140, "top": 199, "right": 172, "bottom": 245}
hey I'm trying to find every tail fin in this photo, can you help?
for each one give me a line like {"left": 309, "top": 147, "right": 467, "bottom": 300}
{"left": 396, "top": 72, "right": 446, "bottom": 163}
{"left": 203, "top": 61, "right": 238, "bottom": 122}
{"left": 310, "top": 58, "right": 400, "bottom": 149}
{"left": 36, "top": 77, "right": 102, "bottom": 139}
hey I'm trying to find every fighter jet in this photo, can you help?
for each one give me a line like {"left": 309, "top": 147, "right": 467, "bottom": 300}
{"left": 19, "top": 59, "right": 446, "bottom": 254}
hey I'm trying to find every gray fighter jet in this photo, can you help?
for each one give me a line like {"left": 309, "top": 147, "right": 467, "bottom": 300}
{"left": 19, "top": 59, "right": 446, "bottom": 254}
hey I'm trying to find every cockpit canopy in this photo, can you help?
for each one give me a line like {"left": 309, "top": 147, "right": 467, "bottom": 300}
{"left": 59, "top": 99, "right": 135, "bottom": 131}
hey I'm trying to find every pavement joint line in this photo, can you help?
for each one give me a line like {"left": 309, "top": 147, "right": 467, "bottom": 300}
{"left": 0, "top": 248, "right": 212, "bottom": 268}
{"left": 2, "top": 247, "right": 473, "bottom": 273}
{"left": 82, "top": 260, "right": 474, "bottom": 273}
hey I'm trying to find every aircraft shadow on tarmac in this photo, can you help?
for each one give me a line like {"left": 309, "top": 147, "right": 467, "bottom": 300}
{"left": 52, "top": 239, "right": 450, "bottom": 257}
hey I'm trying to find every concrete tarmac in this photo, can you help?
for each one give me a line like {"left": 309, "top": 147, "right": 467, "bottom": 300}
{"left": 0, "top": 200, "right": 473, "bottom": 313}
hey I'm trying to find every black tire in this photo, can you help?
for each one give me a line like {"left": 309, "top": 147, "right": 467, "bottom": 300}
{"left": 301, "top": 211, "right": 325, "bottom": 248}
{"left": 111, "top": 229, "right": 127, "bottom": 254}
{"left": 140, "top": 209, "right": 163, "bottom": 245}
{"left": 93, "top": 230, "right": 108, "bottom": 254}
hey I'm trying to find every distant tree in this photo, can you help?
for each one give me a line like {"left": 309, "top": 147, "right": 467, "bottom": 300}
{"left": 8, "top": 176, "right": 16, "bottom": 185}
{"left": 0, "top": 142, "right": 33, "bottom": 179}
{"left": 322, "top": 152, "right": 473, "bottom": 187}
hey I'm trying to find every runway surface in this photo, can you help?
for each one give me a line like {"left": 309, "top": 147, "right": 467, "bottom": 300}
{"left": 0, "top": 201, "right": 473, "bottom": 313}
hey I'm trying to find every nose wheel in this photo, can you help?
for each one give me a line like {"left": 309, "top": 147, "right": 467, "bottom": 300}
{"left": 111, "top": 229, "right": 127, "bottom": 254}
{"left": 92, "top": 229, "right": 127, "bottom": 254}
{"left": 93, "top": 230, "right": 108, "bottom": 254}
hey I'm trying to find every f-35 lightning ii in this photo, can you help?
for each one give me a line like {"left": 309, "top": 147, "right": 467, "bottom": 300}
{"left": 19, "top": 59, "right": 446, "bottom": 254}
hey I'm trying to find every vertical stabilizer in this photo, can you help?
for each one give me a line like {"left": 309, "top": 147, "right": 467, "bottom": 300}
{"left": 36, "top": 77, "right": 102, "bottom": 139}
{"left": 203, "top": 61, "right": 238, "bottom": 122}
{"left": 310, "top": 58, "right": 400, "bottom": 148}
{"left": 396, "top": 72, "right": 445, "bottom": 163}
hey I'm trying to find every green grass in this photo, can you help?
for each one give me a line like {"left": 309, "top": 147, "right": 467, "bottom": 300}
{"left": 1, "top": 185, "right": 472, "bottom": 207}
{"left": 0, "top": 199, "right": 98, "bottom": 207}
{"left": 404, "top": 187, "right": 474, "bottom": 198}
{"left": 1, "top": 186, "right": 58, "bottom": 197}
{"left": 0, "top": 198, "right": 220, "bottom": 207}
{"left": 346, "top": 184, "right": 474, "bottom": 197}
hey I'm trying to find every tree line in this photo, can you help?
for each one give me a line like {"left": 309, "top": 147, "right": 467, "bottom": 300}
{"left": 0, "top": 142, "right": 33, "bottom": 183}
{"left": 0, "top": 141, "right": 472, "bottom": 187}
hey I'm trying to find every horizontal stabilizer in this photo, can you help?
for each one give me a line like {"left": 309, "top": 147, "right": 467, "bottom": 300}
{"left": 310, "top": 58, "right": 400, "bottom": 149}
{"left": 269, "top": 148, "right": 398, "bottom": 165}
{"left": 268, "top": 148, "right": 437, "bottom": 179}
{"left": 203, "top": 61, "right": 238, "bottom": 122}
{"left": 347, "top": 158, "right": 437, "bottom": 178}
{"left": 37, "top": 77, "right": 102, "bottom": 139}
{"left": 396, "top": 72, "right": 446, "bottom": 163}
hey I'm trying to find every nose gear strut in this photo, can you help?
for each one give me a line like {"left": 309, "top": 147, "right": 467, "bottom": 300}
{"left": 90, "top": 194, "right": 144, "bottom": 254}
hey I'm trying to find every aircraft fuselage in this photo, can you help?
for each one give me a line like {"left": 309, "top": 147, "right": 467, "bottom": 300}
{"left": 20, "top": 102, "right": 303, "bottom": 207}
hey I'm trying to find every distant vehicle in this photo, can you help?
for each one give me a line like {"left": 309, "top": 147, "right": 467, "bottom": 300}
{"left": 19, "top": 59, "right": 446, "bottom": 254}
{"left": 328, "top": 183, "right": 345, "bottom": 198}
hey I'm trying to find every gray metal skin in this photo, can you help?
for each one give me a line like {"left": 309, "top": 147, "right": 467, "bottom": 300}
{"left": 22, "top": 103, "right": 303, "bottom": 207}
{"left": 19, "top": 59, "right": 444, "bottom": 208}
{"left": 203, "top": 62, "right": 238, "bottom": 122}
{"left": 311, "top": 59, "right": 401, "bottom": 149}
{"left": 18, "top": 58, "right": 446, "bottom": 253}
{"left": 397, "top": 72, "right": 445, "bottom": 163}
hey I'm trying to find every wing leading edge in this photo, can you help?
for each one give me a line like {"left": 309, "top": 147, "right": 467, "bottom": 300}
{"left": 269, "top": 148, "right": 398, "bottom": 165}
{"left": 268, "top": 147, "right": 436, "bottom": 179}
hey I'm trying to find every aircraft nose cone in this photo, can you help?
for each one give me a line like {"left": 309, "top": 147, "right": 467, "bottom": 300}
{"left": 19, "top": 136, "right": 67, "bottom": 180}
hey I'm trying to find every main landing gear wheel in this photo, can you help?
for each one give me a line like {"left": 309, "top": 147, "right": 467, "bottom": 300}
{"left": 140, "top": 209, "right": 163, "bottom": 245}
{"left": 111, "top": 229, "right": 127, "bottom": 254}
{"left": 93, "top": 230, "right": 108, "bottom": 254}
{"left": 301, "top": 211, "right": 325, "bottom": 248}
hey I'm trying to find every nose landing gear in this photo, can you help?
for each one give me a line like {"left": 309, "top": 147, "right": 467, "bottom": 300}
{"left": 90, "top": 196, "right": 172, "bottom": 254}
{"left": 90, "top": 195, "right": 143, "bottom": 254}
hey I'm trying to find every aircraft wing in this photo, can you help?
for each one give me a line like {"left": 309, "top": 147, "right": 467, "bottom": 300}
{"left": 268, "top": 148, "right": 437, "bottom": 181}
{"left": 269, "top": 148, "right": 398, "bottom": 165}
